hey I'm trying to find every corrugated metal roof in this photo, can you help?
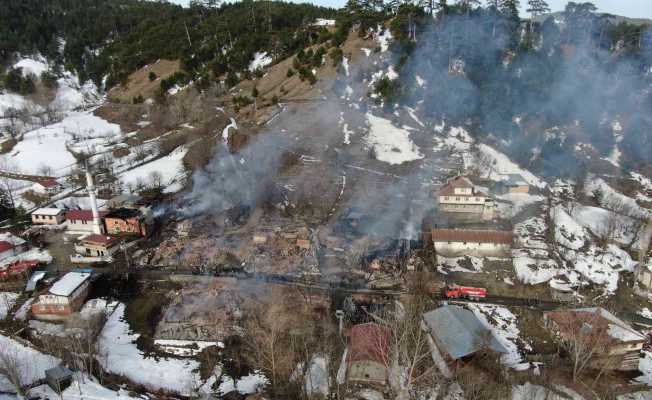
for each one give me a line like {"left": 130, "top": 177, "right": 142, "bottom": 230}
{"left": 423, "top": 305, "right": 507, "bottom": 359}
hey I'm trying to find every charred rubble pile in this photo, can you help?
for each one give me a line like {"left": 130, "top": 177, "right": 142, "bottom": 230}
{"left": 155, "top": 280, "right": 242, "bottom": 342}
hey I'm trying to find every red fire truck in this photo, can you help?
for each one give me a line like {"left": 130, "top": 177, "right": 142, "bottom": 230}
{"left": 442, "top": 284, "right": 487, "bottom": 300}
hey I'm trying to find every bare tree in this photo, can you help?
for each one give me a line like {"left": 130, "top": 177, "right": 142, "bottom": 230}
{"left": 549, "top": 311, "right": 616, "bottom": 381}
{"left": 148, "top": 171, "right": 164, "bottom": 191}
{"left": 596, "top": 211, "right": 621, "bottom": 249}
{"left": 0, "top": 342, "right": 27, "bottom": 396}
{"left": 0, "top": 160, "right": 22, "bottom": 209}
{"left": 37, "top": 164, "right": 54, "bottom": 177}
{"left": 242, "top": 288, "right": 298, "bottom": 396}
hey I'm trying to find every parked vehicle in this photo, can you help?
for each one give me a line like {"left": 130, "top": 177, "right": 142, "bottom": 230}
{"left": 441, "top": 284, "right": 487, "bottom": 300}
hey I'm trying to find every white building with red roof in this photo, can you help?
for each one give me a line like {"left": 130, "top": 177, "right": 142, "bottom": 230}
{"left": 74, "top": 234, "right": 121, "bottom": 260}
{"left": 438, "top": 176, "right": 495, "bottom": 220}
{"left": 65, "top": 209, "right": 108, "bottom": 233}
{"left": 32, "top": 178, "right": 62, "bottom": 196}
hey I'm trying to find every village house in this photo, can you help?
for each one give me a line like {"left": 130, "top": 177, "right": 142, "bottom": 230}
{"left": 74, "top": 234, "right": 121, "bottom": 259}
{"left": 543, "top": 307, "right": 646, "bottom": 371}
{"left": 31, "top": 271, "right": 91, "bottom": 319}
{"left": 438, "top": 176, "right": 496, "bottom": 220}
{"left": 104, "top": 207, "right": 151, "bottom": 237}
{"left": 423, "top": 305, "right": 507, "bottom": 367}
{"left": 31, "top": 208, "right": 65, "bottom": 225}
{"left": 502, "top": 174, "right": 530, "bottom": 194}
{"left": 346, "top": 322, "right": 390, "bottom": 386}
{"left": 106, "top": 193, "right": 143, "bottom": 209}
{"left": 636, "top": 259, "right": 652, "bottom": 298}
{"left": 0, "top": 232, "right": 28, "bottom": 260}
{"left": 33, "top": 178, "right": 62, "bottom": 196}
{"left": 429, "top": 228, "right": 513, "bottom": 257}
{"left": 65, "top": 209, "right": 108, "bottom": 234}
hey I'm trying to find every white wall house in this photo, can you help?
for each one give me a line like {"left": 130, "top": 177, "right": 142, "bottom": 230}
{"left": 65, "top": 210, "right": 107, "bottom": 234}
{"left": 438, "top": 176, "right": 495, "bottom": 220}
{"left": 32, "top": 208, "right": 65, "bottom": 225}
{"left": 431, "top": 229, "right": 513, "bottom": 257}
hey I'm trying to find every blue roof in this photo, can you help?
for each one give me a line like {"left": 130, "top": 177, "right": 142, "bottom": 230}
{"left": 504, "top": 174, "right": 528, "bottom": 186}
{"left": 423, "top": 305, "right": 507, "bottom": 359}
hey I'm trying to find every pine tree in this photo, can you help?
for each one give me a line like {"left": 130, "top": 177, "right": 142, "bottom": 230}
{"left": 499, "top": 0, "right": 520, "bottom": 19}
{"left": 526, "top": 0, "right": 550, "bottom": 17}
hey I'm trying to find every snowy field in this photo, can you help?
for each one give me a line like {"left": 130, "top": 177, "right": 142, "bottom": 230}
{"left": 98, "top": 303, "right": 204, "bottom": 395}
{"left": 0, "top": 334, "right": 60, "bottom": 391}
{"left": 366, "top": 113, "right": 423, "bottom": 165}
{"left": 3, "top": 112, "right": 120, "bottom": 176}
{"left": 118, "top": 146, "right": 188, "bottom": 193}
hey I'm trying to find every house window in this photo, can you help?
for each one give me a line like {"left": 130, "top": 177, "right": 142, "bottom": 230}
{"left": 455, "top": 197, "right": 460, "bottom": 201}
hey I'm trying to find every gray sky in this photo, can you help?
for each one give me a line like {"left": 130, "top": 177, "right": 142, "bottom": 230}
{"left": 169, "top": 0, "right": 652, "bottom": 18}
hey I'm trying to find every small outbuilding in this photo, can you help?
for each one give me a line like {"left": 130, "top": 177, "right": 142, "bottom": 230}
{"left": 502, "top": 174, "right": 530, "bottom": 194}
{"left": 45, "top": 365, "right": 73, "bottom": 393}
{"left": 346, "top": 322, "right": 390, "bottom": 386}
{"left": 31, "top": 208, "right": 65, "bottom": 225}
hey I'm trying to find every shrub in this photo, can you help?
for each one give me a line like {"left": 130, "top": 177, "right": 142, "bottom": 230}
{"left": 286, "top": 68, "right": 295, "bottom": 78}
{"left": 148, "top": 71, "right": 157, "bottom": 81}
{"left": 329, "top": 48, "right": 343, "bottom": 67}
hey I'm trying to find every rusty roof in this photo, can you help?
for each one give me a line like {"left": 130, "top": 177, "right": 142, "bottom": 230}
{"left": 347, "top": 323, "right": 390, "bottom": 366}
{"left": 81, "top": 234, "right": 120, "bottom": 246}
{"left": 431, "top": 229, "right": 513, "bottom": 244}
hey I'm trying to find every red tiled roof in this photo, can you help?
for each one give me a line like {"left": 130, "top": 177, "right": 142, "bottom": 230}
{"left": 0, "top": 241, "right": 13, "bottom": 252}
{"left": 82, "top": 234, "right": 120, "bottom": 246}
{"left": 37, "top": 179, "right": 59, "bottom": 188}
{"left": 65, "top": 210, "right": 108, "bottom": 221}
{"left": 431, "top": 229, "right": 513, "bottom": 245}
{"left": 347, "top": 323, "right": 390, "bottom": 365}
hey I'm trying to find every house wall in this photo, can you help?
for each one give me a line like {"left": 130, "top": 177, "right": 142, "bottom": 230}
{"left": 637, "top": 268, "right": 652, "bottom": 289}
{"left": 439, "top": 195, "right": 486, "bottom": 206}
{"left": 508, "top": 185, "right": 530, "bottom": 194}
{"left": 66, "top": 219, "right": 96, "bottom": 233}
{"left": 105, "top": 217, "right": 145, "bottom": 236}
{"left": 76, "top": 242, "right": 119, "bottom": 258}
{"left": 347, "top": 360, "right": 387, "bottom": 385}
{"left": 433, "top": 241, "right": 510, "bottom": 257}
{"left": 32, "top": 213, "right": 64, "bottom": 225}
{"left": 32, "top": 281, "right": 90, "bottom": 319}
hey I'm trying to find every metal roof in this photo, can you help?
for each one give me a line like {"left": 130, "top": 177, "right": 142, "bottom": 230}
{"left": 504, "top": 174, "right": 528, "bottom": 187}
{"left": 45, "top": 365, "right": 72, "bottom": 381}
{"left": 26, "top": 271, "right": 46, "bottom": 292}
{"left": 423, "top": 305, "right": 507, "bottom": 359}
{"left": 49, "top": 272, "right": 91, "bottom": 297}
